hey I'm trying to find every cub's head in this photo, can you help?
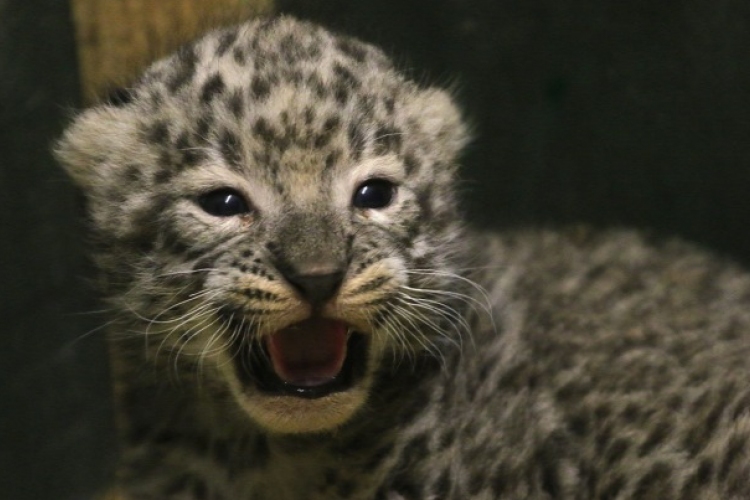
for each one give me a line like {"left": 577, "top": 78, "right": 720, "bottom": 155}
{"left": 56, "top": 17, "right": 469, "bottom": 434}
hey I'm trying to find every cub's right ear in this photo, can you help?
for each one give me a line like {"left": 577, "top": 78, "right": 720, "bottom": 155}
{"left": 402, "top": 87, "right": 470, "bottom": 168}
{"left": 54, "top": 105, "right": 139, "bottom": 190}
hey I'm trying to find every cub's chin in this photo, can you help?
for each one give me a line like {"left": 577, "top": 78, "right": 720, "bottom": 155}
{"left": 234, "top": 381, "right": 373, "bottom": 434}
{"left": 225, "top": 318, "right": 374, "bottom": 433}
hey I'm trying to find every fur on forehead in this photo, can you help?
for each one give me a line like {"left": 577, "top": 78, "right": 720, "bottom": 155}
{"left": 54, "top": 16, "right": 469, "bottom": 190}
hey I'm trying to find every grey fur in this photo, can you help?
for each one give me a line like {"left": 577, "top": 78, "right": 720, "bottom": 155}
{"left": 55, "top": 16, "right": 750, "bottom": 499}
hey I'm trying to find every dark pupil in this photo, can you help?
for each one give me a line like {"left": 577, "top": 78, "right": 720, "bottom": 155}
{"left": 353, "top": 180, "right": 395, "bottom": 209}
{"left": 199, "top": 189, "right": 249, "bottom": 216}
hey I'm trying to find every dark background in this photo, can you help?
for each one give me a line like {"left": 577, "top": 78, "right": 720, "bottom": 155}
{"left": 280, "top": 0, "right": 750, "bottom": 259}
{"left": 0, "top": 1, "right": 117, "bottom": 499}
{"left": 2, "top": 0, "right": 749, "bottom": 498}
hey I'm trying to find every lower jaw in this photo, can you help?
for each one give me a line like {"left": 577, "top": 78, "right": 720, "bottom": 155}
{"left": 238, "top": 382, "right": 371, "bottom": 434}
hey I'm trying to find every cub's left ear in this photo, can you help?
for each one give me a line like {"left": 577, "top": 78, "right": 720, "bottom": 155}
{"left": 54, "top": 105, "right": 139, "bottom": 190}
{"left": 403, "top": 87, "right": 470, "bottom": 164}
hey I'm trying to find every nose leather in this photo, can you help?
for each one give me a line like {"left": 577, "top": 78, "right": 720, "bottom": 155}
{"left": 284, "top": 270, "right": 345, "bottom": 307}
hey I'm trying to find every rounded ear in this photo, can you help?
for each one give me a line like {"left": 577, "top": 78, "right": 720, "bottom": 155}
{"left": 54, "top": 106, "right": 139, "bottom": 190}
{"left": 403, "top": 87, "right": 470, "bottom": 164}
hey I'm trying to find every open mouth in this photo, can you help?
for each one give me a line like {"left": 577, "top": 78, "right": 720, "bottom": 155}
{"left": 233, "top": 317, "right": 368, "bottom": 399}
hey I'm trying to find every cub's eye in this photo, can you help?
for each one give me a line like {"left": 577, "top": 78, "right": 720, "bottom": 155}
{"left": 352, "top": 179, "right": 396, "bottom": 209}
{"left": 198, "top": 189, "right": 251, "bottom": 217}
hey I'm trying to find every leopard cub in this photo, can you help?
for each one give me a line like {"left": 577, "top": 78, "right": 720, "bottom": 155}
{"left": 57, "top": 16, "right": 750, "bottom": 499}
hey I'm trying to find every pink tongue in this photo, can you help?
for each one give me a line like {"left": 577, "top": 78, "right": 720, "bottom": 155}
{"left": 266, "top": 318, "right": 349, "bottom": 387}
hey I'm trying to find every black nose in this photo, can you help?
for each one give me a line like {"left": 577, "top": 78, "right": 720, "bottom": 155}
{"left": 285, "top": 269, "right": 345, "bottom": 307}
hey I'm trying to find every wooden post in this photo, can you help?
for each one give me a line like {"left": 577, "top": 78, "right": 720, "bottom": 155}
{"left": 69, "top": 0, "right": 273, "bottom": 103}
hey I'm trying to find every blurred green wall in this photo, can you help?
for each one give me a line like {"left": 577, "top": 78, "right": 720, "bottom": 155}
{"left": 281, "top": 0, "right": 750, "bottom": 261}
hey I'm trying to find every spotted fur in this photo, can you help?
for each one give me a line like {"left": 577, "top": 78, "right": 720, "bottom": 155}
{"left": 56, "top": 16, "right": 750, "bottom": 499}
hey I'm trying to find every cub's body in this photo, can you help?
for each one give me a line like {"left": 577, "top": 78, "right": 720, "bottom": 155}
{"left": 56, "top": 17, "right": 750, "bottom": 499}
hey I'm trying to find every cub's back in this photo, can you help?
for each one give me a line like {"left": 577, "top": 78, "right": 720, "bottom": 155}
{"left": 441, "top": 228, "right": 750, "bottom": 498}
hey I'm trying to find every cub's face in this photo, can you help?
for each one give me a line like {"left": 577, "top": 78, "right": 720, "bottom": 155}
{"left": 56, "top": 17, "right": 468, "bottom": 433}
